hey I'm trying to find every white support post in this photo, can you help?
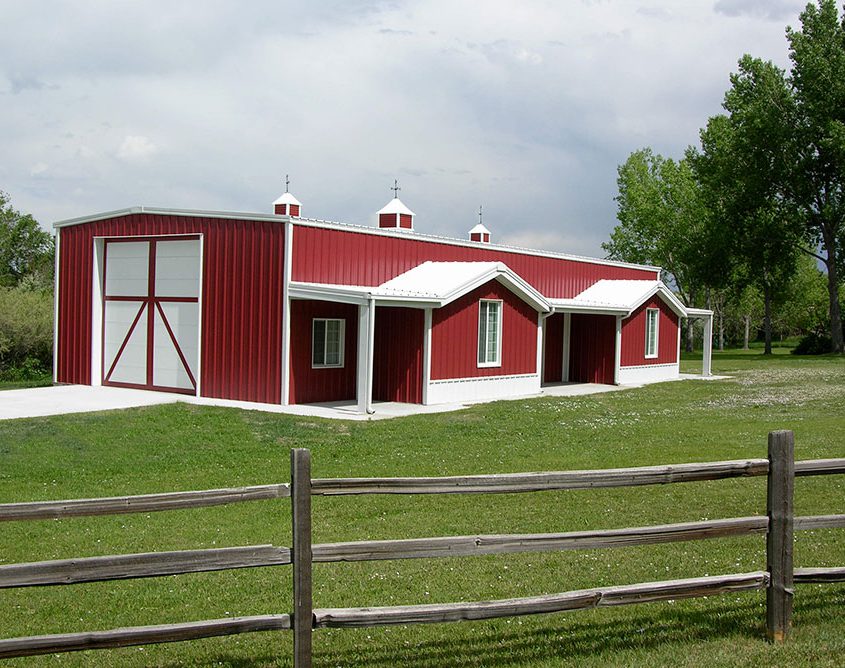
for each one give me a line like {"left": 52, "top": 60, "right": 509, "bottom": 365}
{"left": 422, "top": 308, "right": 432, "bottom": 405}
{"left": 280, "top": 221, "right": 294, "bottom": 405}
{"left": 357, "top": 298, "right": 375, "bottom": 414}
{"left": 562, "top": 313, "right": 571, "bottom": 382}
{"left": 614, "top": 315, "right": 622, "bottom": 385}
{"left": 702, "top": 313, "right": 713, "bottom": 377}
{"left": 537, "top": 313, "right": 546, "bottom": 385}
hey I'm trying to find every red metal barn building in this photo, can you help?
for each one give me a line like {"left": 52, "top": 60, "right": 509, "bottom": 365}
{"left": 53, "top": 192, "right": 713, "bottom": 413}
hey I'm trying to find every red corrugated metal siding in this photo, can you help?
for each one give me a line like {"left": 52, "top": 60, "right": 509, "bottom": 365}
{"left": 620, "top": 296, "right": 679, "bottom": 366}
{"left": 568, "top": 314, "right": 616, "bottom": 384}
{"left": 289, "top": 300, "right": 358, "bottom": 404}
{"left": 543, "top": 313, "right": 565, "bottom": 383}
{"left": 431, "top": 279, "right": 537, "bottom": 380}
{"left": 55, "top": 213, "right": 285, "bottom": 403}
{"left": 292, "top": 225, "right": 655, "bottom": 298}
{"left": 372, "top": 307, "right": 423, "bottom": 403}
{"left": 56, "top": 226, "right": 93, "bottom": 384}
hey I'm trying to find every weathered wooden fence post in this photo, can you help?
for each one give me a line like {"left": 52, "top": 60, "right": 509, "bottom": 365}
{"left": 766, "top": 430, "right": 794, "bottom": 643}
{"left": 291, "top": 448, "right": 313, "bottom": 667}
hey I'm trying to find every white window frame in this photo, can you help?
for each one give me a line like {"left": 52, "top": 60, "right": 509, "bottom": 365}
{"left": 645, "top": 308, "right": 659, "bottom": 359}
{"left": 312, "top": 318, "right": 345, "bottom": 368}
{"left": 477, "top": 299, "right": 503, "bottom": 368}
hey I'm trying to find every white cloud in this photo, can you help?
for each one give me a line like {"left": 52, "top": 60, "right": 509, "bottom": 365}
{"left": 29, "top": 162, "right": 48, "bottom": 176}
{"left": 0, "top": 1, "right": 810, "bottom": 249}
{"left": 117, "top": 135, "right": 158, "bottom": 162}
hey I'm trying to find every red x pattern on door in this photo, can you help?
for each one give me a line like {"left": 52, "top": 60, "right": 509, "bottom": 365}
{"left": 102, "top": 237, "right": 200, "bottom": 394}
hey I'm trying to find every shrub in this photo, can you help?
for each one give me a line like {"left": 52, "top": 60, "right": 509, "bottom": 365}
{"left": 791, "top": 331, "right": 833, "bottom": 355}
{"left": 0, "top": 286, "right": 53, "bottom": 374}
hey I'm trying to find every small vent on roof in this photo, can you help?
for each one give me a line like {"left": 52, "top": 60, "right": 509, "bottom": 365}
{"left": 377, "top": 180, "right": 415, "bottom": 231}
{"left": 469, "top": 206, "right": 490, "bottom": 243}
{"left": 273, "top": 175, "right": 302, "bottom": 217}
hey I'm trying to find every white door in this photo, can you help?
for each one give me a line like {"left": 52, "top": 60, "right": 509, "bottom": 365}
{"left": 102, "top": 237, "right": 201, "bottom": 394}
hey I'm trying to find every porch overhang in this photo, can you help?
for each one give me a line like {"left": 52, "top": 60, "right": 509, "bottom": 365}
{"left": 550, "top": 280, "right": 688, "bottom": 318}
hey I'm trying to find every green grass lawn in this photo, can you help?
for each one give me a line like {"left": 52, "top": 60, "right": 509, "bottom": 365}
{"left": 1, "top": 347, "right": 843, "bottom": 666}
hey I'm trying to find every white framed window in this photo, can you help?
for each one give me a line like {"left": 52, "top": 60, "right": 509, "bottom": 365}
{"left": 645, "top": 308, "right": 659, "bottom": 358}
{"left": 312, "top": 318, "right": 344, "bottom": 368}
{"left": 477, "top": 299, "right": 503, "bottom": 367}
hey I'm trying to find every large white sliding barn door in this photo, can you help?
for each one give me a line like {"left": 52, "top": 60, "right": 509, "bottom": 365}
{"left": 102, "top": 237, "right": 200, "bottom": 394}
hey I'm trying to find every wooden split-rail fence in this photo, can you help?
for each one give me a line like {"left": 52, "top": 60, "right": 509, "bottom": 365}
{"left": 0, "top": 430, "right": 843, "bottom": 665}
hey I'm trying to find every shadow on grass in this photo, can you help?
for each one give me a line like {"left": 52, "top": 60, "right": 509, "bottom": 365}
{"left": 306, "top": 588, "right": 840, "bottom": 668}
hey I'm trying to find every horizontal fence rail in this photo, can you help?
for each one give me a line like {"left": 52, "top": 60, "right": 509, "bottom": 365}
{"left": 311, "top": 517, "right": 770, "bottom": 563}
{"left": 311, "top": 459, "right": 770, "bottom": 496}
{"left": 0, "top": 544, "right": 292, "bottom": 589}
{"left": 794, "top": 459, "right": 845, "bottom": 477}
{"left": 795, "top": 514, "right": 845, "bottom": 531}
{"left": 794, "top": 567, "right": 845, "bottom": 583}
{"left": 0, "top": 484, "right": 291, "bottom": 522}
{"left": 313, "top": 572, "right": 770, "bottom": 628}
{"left": 0, "top": 615, "right": 291, "bottom": 660}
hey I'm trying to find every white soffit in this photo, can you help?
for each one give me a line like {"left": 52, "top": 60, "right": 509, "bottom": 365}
{"left": 552, "top": 279, "right": 688, "bottom": 317}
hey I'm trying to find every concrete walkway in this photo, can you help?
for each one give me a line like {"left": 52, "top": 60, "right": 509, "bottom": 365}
{"left": 0, "top": 375, "right": 728, "bottom": 422}
{"left": 0, "top": 385, "right": 179, "bottom": 420}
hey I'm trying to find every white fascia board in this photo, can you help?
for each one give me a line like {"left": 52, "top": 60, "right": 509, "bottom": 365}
{"left": 639, "top": 284, "right": 688, "bottom": 318}
{"left": 686, "top": 307, "right": 714, "bottom": 318}
{"left": 437, "top": 266, "right": 550, "bottom": 313}
{"left": 373, "top": 297, "right": 440, "bottom": 309}
{"left": 53, "top": 206, "right": 291, "bottom": 229}
{"left": 288, "top": 283, "right": 370, "bottom": 305}
{"left": 551, "top": 303, "right": 629, "bottom": 316}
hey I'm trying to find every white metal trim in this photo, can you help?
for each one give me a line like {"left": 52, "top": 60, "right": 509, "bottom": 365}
{"left": 281, "top": 221, "right": 293, "bottom": 404}
{"left": 645, "top": 307, "right": 660, "bottom": 359}
{"left": 477, "top": 299, "right": 503, "bottom": 368}
{"left": 310, "top": 318, "right": 345, "bottom": 369}
{"left": 422, "top": 308, "right": 432, "bottom": 405}
{"left": 194, "top": 234, "right": 205, "bottom": 398}
{"left": 90, "top": 239, "right": 105, "bottom": 386}
{"left": 52, "top": 228, "right": 60, "bottom": 383}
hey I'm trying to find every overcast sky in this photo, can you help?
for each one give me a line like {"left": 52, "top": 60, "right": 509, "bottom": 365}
{"left": 0, "top": 0, "right": 808, "bottom": 257}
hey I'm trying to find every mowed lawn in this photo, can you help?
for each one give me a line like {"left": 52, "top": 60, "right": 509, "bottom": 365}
{"left": 0, "top": 348, "right": 843, "bottom": 667}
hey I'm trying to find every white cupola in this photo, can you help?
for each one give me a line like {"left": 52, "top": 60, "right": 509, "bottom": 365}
{"left": 469, "top": 206, "right": 490, "bottom": 243}
{"left": 377, "top": 180, "right": 415, "bottom": 230}
{"left": 273, "top": 175, "right": 302, "bottom": 216}
{"left": 469, "top": 223, "right": 491, "bottom": 243}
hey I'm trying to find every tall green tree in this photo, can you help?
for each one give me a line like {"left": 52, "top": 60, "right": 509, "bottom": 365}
{"left": 692, "top": 56, "right": 801, "bottom": 355}
{"left": 603, "top": 149, "right": 728, "bottom": 351}
{"left": 785, "top": 0, "right": 845, "bottom": 352}
{"left": 0, "top": 191, "right": 53, "bottom": 288}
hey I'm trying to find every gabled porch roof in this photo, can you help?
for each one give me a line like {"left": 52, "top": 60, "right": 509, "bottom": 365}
{"left": 289, "top": 261, "right": 551, "bottom": 312}
{"left": 550, "top": 279, "right": 689, "bottom": 318}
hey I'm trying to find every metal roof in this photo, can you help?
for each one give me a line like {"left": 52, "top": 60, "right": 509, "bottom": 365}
{"left": 290, "top": 261, "right": 551, "bottom": 312}
{"left": 551, "top": 279, "right": 689, "bottom": 317}
{"left": 51, "top": 206, "right": 660, "bottom": 273}
{"left": 376, "top": 197, "right": 415, "bottom": 216}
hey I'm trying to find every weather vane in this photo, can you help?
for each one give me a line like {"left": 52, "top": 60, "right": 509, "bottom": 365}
{"left": 478, "top": 205, "right": 483, "bottom": 225}
{"left": 391, "top": 179, "right": 401, "bottom": 198}
{"left": 285, "top": 174, "right": 290, "bottom": 193}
